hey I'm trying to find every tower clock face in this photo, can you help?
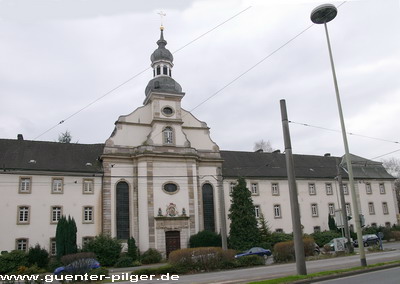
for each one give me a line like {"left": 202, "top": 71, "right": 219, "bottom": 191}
{"left": 162, "top": 106, "right": 174, "bottom": 116}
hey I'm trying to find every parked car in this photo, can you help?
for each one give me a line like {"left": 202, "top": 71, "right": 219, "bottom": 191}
{"left": 54, "top": 258, "right": 100, "bottom": 275}
{"left": 353, "top": 234, "right": 379, "bottom": 247}
{"left": 234, "top": 247, "right": 272, "bottom": 258}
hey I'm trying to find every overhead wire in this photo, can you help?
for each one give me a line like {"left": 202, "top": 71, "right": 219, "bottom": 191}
{"left": 33, "top": 6, "right": 252, "bottom": 141}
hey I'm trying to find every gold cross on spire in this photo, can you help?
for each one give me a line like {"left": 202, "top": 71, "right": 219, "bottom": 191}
{"left": 157, "top": 11, "right": 166, "bottom": 30}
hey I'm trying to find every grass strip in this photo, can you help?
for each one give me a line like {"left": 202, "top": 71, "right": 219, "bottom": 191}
{"left": 249, "top": 260, "right": 400, "bottom": 284}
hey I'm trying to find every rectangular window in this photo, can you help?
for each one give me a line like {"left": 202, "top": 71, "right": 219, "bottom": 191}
{"left": 274, "top": 204, "right": 281, "bottom": 218}
{"left": 271, "top": 183, "right": 279, "bottom": 196}
{"left": 229, "top": 182, "right": 236, "bottom": 194}
{"left": 19, "top": 177, "right": 31, "bottom": 193}
{"left": 251, "top": 183, "right": 259, "bottom": 195}
{"left": 371, "top": 223, "right": 377, "bottom": 228}
{"left": 83, "top": 206, "right": 94, "bottom": 223}
{"left": 342, "top": 183, "right": 349, "bottom": 195}
{"left": 368, "top": 202, "right": 375, "bottom": 215}
{"left": 382, "top": 202, "right": 389, "bottom": 214}
{"left": 275, "top": 228, "right": 283, "bottom": 233}
{"left": 325, "top": 183, "right": 333, "bottom": 195}
{"left": 311, "top": 203, "right": 318, "bottom": 217}
{"left": 254, "top": 205, "right": 260, "bottom": 218}
{"left": 379, "top": 183, "right": 386, "bottom": 194}
{"left": 308, "top": 183, "right": 316, "bottom": 195}
{"left": 16, "top": 238, "right": 28, "bottom": 251}
{"left": 365, "top": 183, "right": 372, "bottom": 194}
{"left": 82, "top": 236, "right": 94, "bottom": 247}
{"left": 51, "top": 206, "right": 62, "bottom": 223}
{"left": 50, "top": 238, "right": 56, "bottom": 256}
{"left": 17, "top": 206, "right": 30, "bottom": 224}
{"left": 328, "top": 203, "right": 335, "bottom": 216}
{"left": 52, "top": 178, "right": 63, "bottom": 194}
{"left": 313, "top": 226, "right": 321, "bottom": 233}
{"left": 385, "top": 222, "right": 391, "bottom": 228}
{"left": 83, "top": 179, "right": 94, "bottom": 194}
{"left": 345, "top": 203, "right": 352, "bottom": 216}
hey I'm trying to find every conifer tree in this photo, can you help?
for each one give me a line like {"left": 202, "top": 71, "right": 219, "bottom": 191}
{"left": 328, "top": 214, "right": 338, "bottom": 231}
{"left": 127, "top": 237, "right": 138, "bottom": 261}
{"left": 55, "top": 215, "right": 77, "bottom": 259}
{"left": 228, "top": 177, "right": 260, "bottom": 251}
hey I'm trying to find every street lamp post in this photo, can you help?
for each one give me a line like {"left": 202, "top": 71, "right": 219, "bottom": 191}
{"left": 310, "top": 3, "right": 367, "bottom": 267}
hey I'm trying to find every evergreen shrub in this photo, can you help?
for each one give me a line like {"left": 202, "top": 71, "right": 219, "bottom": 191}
{"left": 235, "top": 255, "right": 265, "bottom": 267}
{"left": 311, "top": 231, "right": 341, "bottom": 247}
{"left": 189, "top": 230, "right": 222, "bottom": 248}
{"left": 0, "top": 250, "right": 28, "bottom": 274}
{"left": 114, "top": 256, "right": 134, "bottom": 268}
{"left": 168, "top": 247, "right": 235, "bottom": 272}
{"left": 27, "top": 244, "right": 49, "bottom": 268}
{"left": 83, "top": 235, "right": 121, "bottom": 266}
{"left": 140, "top": 248, "right": 162, "bottom": 264}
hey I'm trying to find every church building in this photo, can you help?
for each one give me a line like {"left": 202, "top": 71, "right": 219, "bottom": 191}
{"left": 0, "top": 27, "right": 398, "bottom": 257}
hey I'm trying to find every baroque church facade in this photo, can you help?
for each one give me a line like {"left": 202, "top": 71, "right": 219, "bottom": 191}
{"left": 0, "top": 28, "right": 398, "bottom": 257}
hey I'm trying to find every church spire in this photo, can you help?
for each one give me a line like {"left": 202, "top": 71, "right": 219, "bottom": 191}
{"left": 144, "top": 26, "right": 183, "bottom": 103}
{"left": 150, "top": 26, "right": 174, "bottom": 77}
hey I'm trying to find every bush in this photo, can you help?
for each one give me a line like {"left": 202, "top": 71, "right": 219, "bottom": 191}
{"left": 114, "top": 256, "right": 134, "bottom": 268}
{"left": 127, "top": 237, "right": 139, "bottom": 261}
{"left": 189, "top": 231, "right": 222, "bottom": 248}
{"left": 168, "top": 247, "right": 235, "bottom": 272}
{"left": 16, "top": 264, "right": 46, "bottom": 275}
{"left": 140, "top": 248, "right": 162, "bottom": 264}
{"left": 132, "top": 264, "right": 187, "bottom": 276}
{"left": 311, "top": 231, "right": 341, "bottom": 247}
{"left": 268, "top": 232, "right": 293, "bottom": 248}
{"left": 0, "top": 250, "right": 28, "bottom": 274}
{"left": 273, "top": 238, "right": 316, "bottom": 263}
{"left": 83, "top": 234, "right": 121, "bottom": 266}
{"left": 27, "top": 244, "right": 49, "bottom": 269}
{"left": 61, "top": 252, "right": 96, "bottom": 265}
{"left": 47, "top": 258, "right": 63, "bottom": 273}
{"left": 235, "top": 255, "right": 265, "bottom": 267}
{"left": 88, "top": 267, "right": 109, "bottom": 279}
{"left": 391, "top": 231, "right": 400, "bottom": 241}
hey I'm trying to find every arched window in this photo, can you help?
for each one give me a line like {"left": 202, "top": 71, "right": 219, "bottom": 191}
{"left": 163, "top": 66, "right": 168, "bottom": 75}
{"left": 202, "top": 183, "right": 215, "bottom": 232}
{"left": 163, "top": 127, "right": 173, "bottom": 144}
{"left": 116, "top": 181, "right": 130, "bottom": 239}
{"left": 156, "top": 66, "right": 161, "bottom": 75}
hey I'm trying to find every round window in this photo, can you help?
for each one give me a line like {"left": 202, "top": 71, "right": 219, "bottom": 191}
{"left": 162, "top": 107, "right": 174, "bottom": 116}
{"left": 163, "top": 183, "right": 178, "bottom": 193}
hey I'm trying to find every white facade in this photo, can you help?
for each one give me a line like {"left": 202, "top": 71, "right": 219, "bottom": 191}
{"left": 0, "top": 173, "right": 102, "bottom": 253}
{"left": 223, "top": 178, "right": 398, "bottom": 235}
{"left": 0, "top": 28, "right": 398, "bottom": 256}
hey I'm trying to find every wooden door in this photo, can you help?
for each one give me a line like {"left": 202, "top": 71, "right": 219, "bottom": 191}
{"left": 165, "top": 231, "right": 180, "bottom": 258}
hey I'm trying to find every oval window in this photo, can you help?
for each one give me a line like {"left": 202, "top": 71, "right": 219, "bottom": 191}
{"left": 162, "top": 107, "right": 174, "bottom": 116}
{"left": 163, "top": 183, "right": 178, "bottom": 193}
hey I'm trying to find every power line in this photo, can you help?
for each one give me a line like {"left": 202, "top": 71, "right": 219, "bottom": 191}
{"left": 289, "top": 120, "right": 400, "bottom": 145}
{"left": 33, "top": 6, "right": 252, "bottom": 141}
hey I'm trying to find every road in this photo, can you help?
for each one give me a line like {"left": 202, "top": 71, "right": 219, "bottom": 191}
{"left": 315, "top": 266, "right": 400, "bottom": 284}
{"left": 112, "top": 249, "right": 400, "bottom": 284}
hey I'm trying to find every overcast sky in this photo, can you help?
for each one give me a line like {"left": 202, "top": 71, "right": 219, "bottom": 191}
{"left": 1, "top": 0, "right": 399, "bottom": 162}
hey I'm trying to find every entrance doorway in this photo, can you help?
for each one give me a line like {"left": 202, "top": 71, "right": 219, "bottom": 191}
{"left": 165, "top": 231, "right": 180, "bottom": 258}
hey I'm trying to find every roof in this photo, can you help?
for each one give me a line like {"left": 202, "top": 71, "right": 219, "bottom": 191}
{"left": 0, "top": 139, "right": 394, "bottom": 180}
{"left": 220, "top": 150, "right": 395, "bottom": 180}
{"left": 0, "top": 139, "right": 104, "bottom": 174}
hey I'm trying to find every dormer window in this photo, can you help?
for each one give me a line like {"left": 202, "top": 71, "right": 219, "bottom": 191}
{"left": 163, "top": 127, "right": 173, "bottom": 144}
